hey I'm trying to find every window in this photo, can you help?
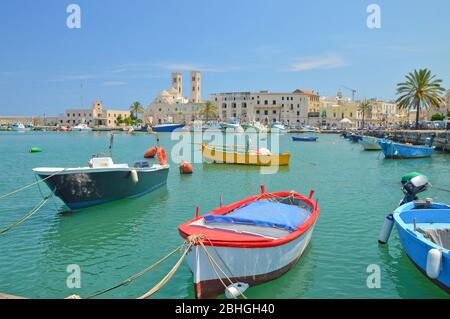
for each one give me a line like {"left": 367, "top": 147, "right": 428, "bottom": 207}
{"left": 73, "top": 113, "right": 75, "bottom": 117}
{"left": 67, "top": 113, "right": 70, "bottom": 117}
{"left": 252, "top": 97, "right": 254, "bottom": 100}
{"left": 333, "top": 112, "right": 336, "bottom": 118}
{"left": 290, "top": 104, "right": 294, "bottom": 110}
{"left": 215, "top": 97, "right": 218, "bottom": 101}
{"left": 264, "top": 100, "right": 268, "bottom": 105}
{"left": 257, "top": 100, "right": 260, "bottom": 105}
{"left": 273, "top": 110, "right": 276, "bottom": 114}
{"left": 272, "top": 100, "right": 276, "bottom": 105}
{"left": 78, "top": 113, "right": 81, "bottom": 117}
{"left": 256, "top": 110, "right": 260, "bottom": 114}
{"left": 264, "top": 110, "right": 268, "bottom": 115}
{"left": 232, "top": 103, "right": 236, "bottom": 108}
{"left": 297, "top": 111, "right": 300, "bottom": 116}
{"left": 282, "top": 97, "right": 284, "bottom": 100}
{"left": 233, "top": 113, "right": 236, "bottom": 117}
{"left": 350, "top": 112, "right": 353, "bottom": 118}
{"left": 242, "top": 103, "right": 247, "bottom": 108}
{"left": 222, "top": 103, "right": 227, "bottom": 109}
{"left": 341, "top": 113, "right": 344, "bottom": 119}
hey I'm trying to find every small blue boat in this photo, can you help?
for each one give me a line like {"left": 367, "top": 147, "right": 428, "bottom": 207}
{"left": 378, "top": 139, "right": 434, "bottom": 159}
{"left": 152, "top": 123, "right": 185, "bottom": 132}
{"left": 379, "top": 173, "right": 449, "bottom": 293}
{"left": 292, "top": 136, "right": 318, "bottom": 142}
{"left": 393, "top": 201, "right": 450, "bottom": 292}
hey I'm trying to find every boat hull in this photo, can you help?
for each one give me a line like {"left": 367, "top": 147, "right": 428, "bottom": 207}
{"left": 393, "top": 208, "right": 450, "bottom": 292}
{"left": 378, "top": 140, "right": 434, "bottom": 158}
{"left": 201, "top": 144, "right": 290, "bottom": 166}
{"left": 292, "top": 136, "right": 318, "bottom": 142}
{"left": 35, "top": 167, "right": 169, "bottom": 209}
{"left": 186, "top": 225, "right": 315, "bottom": 299}
{"left": 360, "top": 138, "right": 381, "bottom": 150}
{"left": 152, "top": 124, "right": 185, "bottom": 132}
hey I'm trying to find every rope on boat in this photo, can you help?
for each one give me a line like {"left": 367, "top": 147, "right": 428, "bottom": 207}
{"left": 0, "top": 195, "right": 52, "bottom": 236}
{"left": 197, "top": 237, "right": 248, "bottom": 299}
{"left": 0, "top": 169, "right": 66, "bottom": 200}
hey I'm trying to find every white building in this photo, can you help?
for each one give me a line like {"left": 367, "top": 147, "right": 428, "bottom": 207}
{"left": 211, "top": 90, "right": 311, "bottom": 126}
{"left": 145, "top": 71, "right": 202, "bottom": 125}
{"left": 63, "top": 101, "right": 130, "bottom": 127}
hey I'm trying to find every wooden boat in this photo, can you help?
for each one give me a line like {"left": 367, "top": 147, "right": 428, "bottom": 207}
{"left": 378, "top": 139, "right": 434, "bottom": 159}
{"left": 201, "top": 144, "right": 290, "bottom": 166}
{"left": 380, "top": 173, "right": 449, "bottom": 293}
{"left": 360, "top": 136, "right": 381, "bottom": 150}
{"left": 292, "top": 136, "right": 318, "bottom": 142}
{"left": 178, "top": 186, "right": 320, "bottom": 298}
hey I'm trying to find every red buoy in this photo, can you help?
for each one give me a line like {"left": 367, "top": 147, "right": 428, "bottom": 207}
{"left": 157, "top": 147, "right": 168, "bottom": 166}
{"left": 179, "top": 161, "right": 193, "bottom": 174}
{"left": 144, "top": 146, "right": 157, "bottom": 159}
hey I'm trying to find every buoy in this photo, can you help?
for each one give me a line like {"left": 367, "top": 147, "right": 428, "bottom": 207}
{"left": 144, "top": 146, "right": 157, "bottom": 159}
{"left": 225, "top": 282, "right": 249, "bottom": 299}
{"left": 179, "top": 161, "right": 193, "bottom": 174}
{"left": 29, "top": 147, "right": 42, "bottom": 153}
{"left": 157, "top": 147, "right": 168, "bottom": 166}
{"left": 130, "top": 169, "right": 139, "bottom": 184}
{"left": 426, "top": 248, "right": 442, "bottom": 279}
{"left": 378, "top": 214, "right": 394, "bottom": 244}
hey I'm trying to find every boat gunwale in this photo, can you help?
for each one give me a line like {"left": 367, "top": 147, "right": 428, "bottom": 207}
{"left": 178, "top": 191, "right": 319, "bottom": 249}
{"left": 32, "top": 164, "right": 170, "bottom": 175}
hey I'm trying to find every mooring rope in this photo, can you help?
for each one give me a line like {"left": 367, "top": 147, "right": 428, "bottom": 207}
{"left": 84, "top": 243, "right": 185, "bottom": 299}
{"left": 0, "top": 195, "right": 52, "bottom": 236}
{"left": 0, "top": 169, "right": 66, "bottom": 200}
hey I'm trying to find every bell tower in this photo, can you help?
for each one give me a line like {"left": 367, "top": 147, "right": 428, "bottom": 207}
{"left": 171, "top": 73, "right": 182, "bottom": 97}
{"left": 190, "top": 71, "right": 201, "bottom": 103}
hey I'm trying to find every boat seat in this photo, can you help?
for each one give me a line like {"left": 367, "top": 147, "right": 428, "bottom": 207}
{"left": 417, "top": 227, "right": 450, "bottom": 250}
{"left": 91, "top": 157, "right": 114, "bottom": 168}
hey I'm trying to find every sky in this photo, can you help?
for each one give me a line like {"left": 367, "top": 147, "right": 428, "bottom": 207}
{"left": 0, "top": 0, "right": 449, "bottom": 116}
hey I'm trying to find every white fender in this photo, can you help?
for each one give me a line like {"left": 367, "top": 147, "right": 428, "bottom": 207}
{"left": 130, "top": 169, "right": 139, "bottom": 184}
{"left": 225, "top": 282, "right": 249, "bottom": 299}
{"left": 426, "top": 248, "right": 442, "bottom": 279}
{"left": 378, "top": 214, "right": 394, "bottom": 244}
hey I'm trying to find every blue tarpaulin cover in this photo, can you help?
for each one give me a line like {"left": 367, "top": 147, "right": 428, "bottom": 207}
{"left": 204, "top": 200, "right": 311, "bottom": 232}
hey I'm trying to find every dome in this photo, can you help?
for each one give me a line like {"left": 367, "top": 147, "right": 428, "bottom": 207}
{"left": 159, "top": 90, "right": 170, "bottom": 97}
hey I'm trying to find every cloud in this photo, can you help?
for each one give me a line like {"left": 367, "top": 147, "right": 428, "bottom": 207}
{"left": 291, "top": 53, "right": 346, "bottom": 71}
{"left": 102, "top": 81, "right": 127, "bottom": 86}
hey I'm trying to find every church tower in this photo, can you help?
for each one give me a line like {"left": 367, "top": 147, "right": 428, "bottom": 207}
{"left": 190, "top": 71, "right": 201, "bottom": 103}
{"left": 171, "top": 72, "right": 182, "bottom": 97}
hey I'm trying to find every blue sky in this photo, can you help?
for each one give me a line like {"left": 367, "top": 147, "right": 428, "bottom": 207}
{"left": 0, "top": 0, "right": 449, "bottom": 115}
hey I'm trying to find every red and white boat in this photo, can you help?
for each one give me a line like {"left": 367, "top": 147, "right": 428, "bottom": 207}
{"left": 178, "top": 186, "right": 320, "bottom": 299}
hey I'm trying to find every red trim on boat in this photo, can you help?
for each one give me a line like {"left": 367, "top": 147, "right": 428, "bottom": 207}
{"left": 178, "top": 191, "right": 319, "bottom": 248}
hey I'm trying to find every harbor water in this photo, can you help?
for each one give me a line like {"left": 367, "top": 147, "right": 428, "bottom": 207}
{"left": 0, "top": 131, "right": 449, "bottom": 298}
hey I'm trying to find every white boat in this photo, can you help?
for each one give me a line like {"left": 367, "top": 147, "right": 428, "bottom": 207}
{"left": 243, "top": 122, "right": 268, "bottom": 133}
{"left": 360, "top": 136, "right": 382, "bottom": 151}
{"left": 70, "top": 123, "right": 92, "bottom": 132}
{"left": 11, "top": 122, "right": 29, "bottom": 131}
{"left": 220, "top": 119, "right": 243, "bottom": 132}
{"left": 270, "top": 122, "right": 287, "bottom": 133}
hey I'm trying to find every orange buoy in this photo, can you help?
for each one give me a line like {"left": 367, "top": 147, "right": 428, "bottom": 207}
{"left": 144, "top": 146, "right": 157, "bottom": 159}
{"left": 156, "top": 147, "right": 168, "bottom": 166}
{"left": 179, "top": 161, "right": 193, "bottom": 174}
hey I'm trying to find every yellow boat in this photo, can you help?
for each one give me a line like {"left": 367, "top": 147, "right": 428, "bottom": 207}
{"left": 201, "top": 144, "right": 290, "bottom": 166}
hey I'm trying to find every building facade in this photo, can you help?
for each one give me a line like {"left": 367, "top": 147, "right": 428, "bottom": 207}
{"left": 63, "top": 101, "right": 130, "bottom": 127}
{"left": 319, "top": 92, "right": 358, "bottom": 128}
{"left": 211, "top": 89, "right": 313, "bottom": 126}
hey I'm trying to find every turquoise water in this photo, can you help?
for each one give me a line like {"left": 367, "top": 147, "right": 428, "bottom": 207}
{"left": 0, "top": 131, "right": 449, "bottom": 299}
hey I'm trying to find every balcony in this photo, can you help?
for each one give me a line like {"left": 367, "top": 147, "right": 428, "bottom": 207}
{"left": 308, "top": 112, "right": 320, "bottom": 118}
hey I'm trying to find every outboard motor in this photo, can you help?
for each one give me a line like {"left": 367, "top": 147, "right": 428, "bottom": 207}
{"left": 379, "top": 172, "right": 429, "bottom": 244}
{"left": 400, "top": 173, "right": 429, "bottom": 206}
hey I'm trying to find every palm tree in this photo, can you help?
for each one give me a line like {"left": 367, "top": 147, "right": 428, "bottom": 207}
{"left": 358, "top": 99, "right": 372, "bottom": 129}
{"left": 200, "top": 100, "right": 217, "bottom": 122}
{"left": 129, "top": 101, "right": 144, "bottom": 122}
{"left": 396, "top": 69, "right": 445, "bottom": 129}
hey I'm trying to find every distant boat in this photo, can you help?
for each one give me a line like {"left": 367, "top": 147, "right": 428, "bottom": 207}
{"left": 292, "top": 136, "right": 318, "bottom": 142}
{"left": 178, "top": 186, "right": 320, "bottom": 298}
{"left": 378, "top": 140, "right": 434, "bottom": 159}
{"left": 347, "top": 134, "right": 362, "bottom": 143}
{"left": 298, "top": 126, "right": 320, "bottom": 134}
{"left": 271, "top": 122, "right": 287, "bottom": 133}
{"left": 33, "top": 156, "right": 169, "bottom": 210}
{"left": 242, "top": 122, "right": 268, "bottom": 133}
{"left": 12, "top": 122, "right": 29, "bottom": 131}
{"left": 151, "top": 123, "right": 185, "bottom": 132}
{"left": 201, "top": 144, "right": 290, "bottom": 166}
{"left": 360, "top": 136, "right": 382, "bottom": 150}
{"left": 70, "top": 123, "right": 92, "bottom": 132}
{"left": 220, "top": 119, "right": 243, "bottom": 132}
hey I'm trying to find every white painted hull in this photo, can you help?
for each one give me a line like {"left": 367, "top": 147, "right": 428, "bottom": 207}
{"left": 186, "top": 225, "right": 315, "bottom": 298}
{"left": 361, "top": 140, "right": 381, "bottom": 150}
